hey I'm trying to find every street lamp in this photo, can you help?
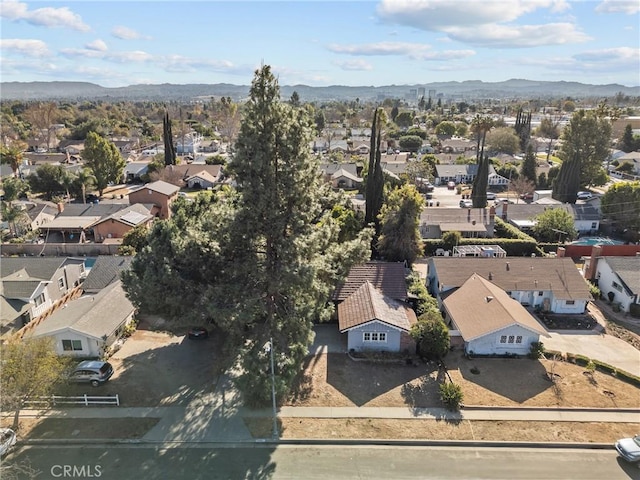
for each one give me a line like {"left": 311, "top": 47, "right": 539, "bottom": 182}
{"left": 264, "top": 338, "right": 279, "bottom": 440}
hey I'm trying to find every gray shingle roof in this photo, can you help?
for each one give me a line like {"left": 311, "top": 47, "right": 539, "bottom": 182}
{"left": 602, "top": 257, "right": 640, "bottom": 295}
{"left": 338, "top": 281, "right": 417, "bottom": 333}
{"left": 31, "top": 281, "right": 135, "bottom": 339}
{"left": 2, "top": 280, "right": 43, "bottom": 299}
{"left": 131, "top": 180, "right": 180, "bottom": 196}
{"left": 57, "top": 203, "right": 130, "bottom": 218}
{"left": 81, "top": 256, "right": 133, "bottom": 293}
{"left": 430, "top": 257, "right": 591, "bottom": 301}
{"left": 1, "top": 257, "right": 80, "bottom": 280}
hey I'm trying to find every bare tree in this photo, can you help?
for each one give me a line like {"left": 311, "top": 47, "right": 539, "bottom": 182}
{"left": 24, "top": 102, "right": 59, "bottom": 152}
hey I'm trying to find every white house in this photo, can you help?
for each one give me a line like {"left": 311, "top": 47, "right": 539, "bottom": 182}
{"left": 30, "top": 281, "right": 136, "bottom": 357}
{"left": 594, "top": 256, "right": 640, "bottom": 314}
{"left": 427, "top": 257, "right": 592, "bottom": 315}
{"left": 442, "top": 274, "right": 549, "bottom": 355}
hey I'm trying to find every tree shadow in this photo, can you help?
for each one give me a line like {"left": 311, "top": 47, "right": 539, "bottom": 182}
{"left": 326, "top": 353, "right": 435, "bottom": 407}
{"left": 448, "top": 352, "right": 552, "bottom": 404}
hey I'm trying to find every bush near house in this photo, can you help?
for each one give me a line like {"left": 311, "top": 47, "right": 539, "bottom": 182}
{"left": 439, "top": 381, "right": 463, "bottom": 411}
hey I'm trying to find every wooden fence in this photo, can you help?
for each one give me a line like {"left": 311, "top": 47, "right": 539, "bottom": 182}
{"left": 24, "top": 394, "right": 120, "bottom": 407}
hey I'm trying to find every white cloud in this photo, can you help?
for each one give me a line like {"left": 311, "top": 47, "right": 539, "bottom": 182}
{"left": 112, "top": 26, "right": 150, "bottom": 40}
{"left": 445, "top": 22, "right": 591, "bottom": 47}
{"left": 573, "top": 46, "right": 640, "bottom": 63}
{"left": 328, "top": 41, "right": 433, "bottom": 56}
{"left": 595, "top": 0, "right": 640, "bottom": 14}
{"left": 334, "top": 59, "right": 374, "bottom": 71}
{"left": 86, "top": 39, "right": 108, "bottom": 52}
{"left": 375, "top": 0, "right": 586, "bottom": 48}
{"left": 0, "top": 38, "right": 50, "bottom": 57}
{"left": 60, "top": 47, "right": 153, "bottom": 64}
{"left": 376, "top": 0, "right": 570, "bottom": 30}
{"left": 0, "top": 0, "right": 90, "bottom": 32}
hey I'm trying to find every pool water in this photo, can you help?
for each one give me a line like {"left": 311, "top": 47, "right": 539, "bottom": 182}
{"left": 571, "top": 237, "right": 623, "bottom": 246}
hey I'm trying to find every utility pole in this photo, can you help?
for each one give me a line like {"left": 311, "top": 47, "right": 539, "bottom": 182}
{"left": 268, "top": 337, "right": 279, "bottom": 440}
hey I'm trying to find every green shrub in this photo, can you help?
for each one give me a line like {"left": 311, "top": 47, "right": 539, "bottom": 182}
{"left": 529, "top": 341, "right": 545, "bottom": 359}
{"left": 439, "top": 381, "right": 463, "bottom": 410}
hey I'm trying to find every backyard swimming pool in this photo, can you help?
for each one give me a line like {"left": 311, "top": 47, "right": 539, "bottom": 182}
{"left": 571, "top": 237, "right": 624, "bottom": 246}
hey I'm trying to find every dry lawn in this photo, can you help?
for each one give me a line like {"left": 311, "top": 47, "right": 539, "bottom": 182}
{"left": 1, "top": 417, "right": 159, "bottom": 440}
{"left": 286, "top": 351, "right": 640, "bottom": 409}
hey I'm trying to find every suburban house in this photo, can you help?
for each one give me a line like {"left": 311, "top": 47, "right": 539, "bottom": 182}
{"left": 434, "top": 164, "right": 509, "bottom": 187}
{"left": 495, "top": 203, "right": 600, "bottom": 235}
{"left": 21, "top": 200, "right": 58, "bottom": 232}
{"left": 332, "top": 262, "right": 416, "bottom": 353}
{"left": 128, "top": 180, "right": 180, "bottom": 220}
{"left": 338, "top": 281, "right": 417, "bottom": 353}
{"left": 122, "top": 161, "right": 150, "bottom": 183}
{"left": 30, "top": 280, "right": 136, "bottom": 357}
{"left": 420, "top": 207, "right": 496, "bottom": 239}
{"left": 0, "top": 257, "right": 86, "bottom": 338}
{"left": 442, "top": 274, "right": 549, "bottom": 355}
{"left": 90, "top": 204, "right": 155, "bottom": 243}
{"left": 426, "top": 257, "right": 592, "bottom": 314}
{"left": 319, "top": 163, "right": 361, "bottom": 185}
{"left": 330, "top": 167, "right": 363, "bottom": 189}
{"left": 113, "top": 139, "right": 138, "bottom": 155}
{"left": 41, "top": 203, "right": 134, "bottom": 243}
{"left": 590, "top": 256, "right": 640, "bottom": 314}
{"left": 81, "top": 255, "right": 133, "bottom": 294}
{"left": 184, "top": 170, "right": 220, "bottom": 190}
{"left": 174, "top": 131, "right": 203, "bottom": 155}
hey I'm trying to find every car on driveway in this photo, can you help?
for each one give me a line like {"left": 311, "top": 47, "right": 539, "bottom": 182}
{"left": 69, "top": 360, "right": 114, "bottom": 387}
{"left": 615, "top": 434, "right": 640, "bottom": 466}
{"left": 577, "top": 191, "right": 592, "bottom": 200}
{"left": 187, "top": 326, "right": 209, "bottom": 340}
{"left": 486, "top": 192, "right": 496, "bottom": 201}
{"left": 459, "top": 199, "right": 473, "bottom": 208}
{"left": 0, "top": 428, "right": 16, "bottom": 457}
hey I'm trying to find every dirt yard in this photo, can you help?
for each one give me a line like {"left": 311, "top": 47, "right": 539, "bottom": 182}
{"left": 1, "top": 417, "right": 158, "bottom": 440}
{"left": 285, "top": 351, "right": 640, "bottom": 409}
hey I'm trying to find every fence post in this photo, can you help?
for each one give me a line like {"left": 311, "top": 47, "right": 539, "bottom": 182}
{"left": 115, "top": 394, "right": 119, "bottom": 406}
{"left": 84, "top": 394, "right": 88, "bottom": 406}
{"left": 52, "top": 394, "right": 56, "bottom": 406}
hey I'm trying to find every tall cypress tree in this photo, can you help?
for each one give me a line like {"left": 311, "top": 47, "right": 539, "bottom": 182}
{"left": 163, "top": 111, "right": 176, "bottom": 166}
{"left": 520, "top": 143, "right": 537, "bottom": 185}
{"left": 365, "top": 107, "right": 385, "bottom": 239}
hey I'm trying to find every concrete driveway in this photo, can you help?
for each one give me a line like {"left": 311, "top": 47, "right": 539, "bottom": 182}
{"left": 544, "top": 330, "right": 640, "bottom": 377}
{"left": 309, "top": 324, "right": 347, "bottom": 355}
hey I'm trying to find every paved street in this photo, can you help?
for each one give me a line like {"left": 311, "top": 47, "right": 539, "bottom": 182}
{"left": 5, "top": 444, "right": 636, "bottom": 480}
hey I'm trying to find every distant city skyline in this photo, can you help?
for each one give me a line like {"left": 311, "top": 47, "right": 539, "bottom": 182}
{"left": 1, "top": 1, "right": 639, "bottom": 88}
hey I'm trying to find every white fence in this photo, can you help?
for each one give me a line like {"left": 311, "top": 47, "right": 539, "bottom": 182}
{"left": 24, "top": 394, "right": 119, "bottom": 407}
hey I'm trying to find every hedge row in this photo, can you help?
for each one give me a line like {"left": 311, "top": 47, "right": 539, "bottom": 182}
{"left": 546, "top": 350, "right": 640, "bottom": 388}
{"left": 424, "top": 237, "right": 541, "bottom": 257}
{"left": 494, "top": 217, "right": 537, "bottom": 242}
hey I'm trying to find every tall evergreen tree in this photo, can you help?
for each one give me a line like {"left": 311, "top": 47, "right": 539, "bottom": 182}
{"left": 365, "top": 107, "right": 385, "bottom": 234}
{"left": 514, "top": 107, "right": 532, "bottom": 151}
{"left": 163, "top": 111, "right": 176, "bottom": 166}
{"left": 520, "top": 143, "right": 537, "bottom": 185}
{"left": 552, "top": 109, "right": 611, "bottom": 203}
{"left": 83, "top": 132, "right": 126, "bottom": 196}
{"left": 470, "top": 115, "right": 493, "bottom": 208}
{"left": 123, "top": 66, "right": 372, "bottom": 406}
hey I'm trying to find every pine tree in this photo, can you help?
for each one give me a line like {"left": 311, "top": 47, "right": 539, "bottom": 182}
{"left": 83, "top": 132, "right": 125, "bottom": 196}
{"left": 520, "top": 143, "right": 537, "bottom": 185}
{"left": 365, "top": 107, "right": 385, "bottom": 234}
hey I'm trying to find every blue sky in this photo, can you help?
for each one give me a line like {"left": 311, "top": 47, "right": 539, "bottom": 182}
{"left": 1, "top": 0, "right": 639, "bottom": 88}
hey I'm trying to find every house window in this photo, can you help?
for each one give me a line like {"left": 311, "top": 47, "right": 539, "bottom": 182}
{"left": 538, "top": 291, "right": 543, "bottom": 296}
{"left": 62, "top": 340, "right": 82, "bottom": 351}
{"left": 33, "top": 293, "right": 46, "bottom": 307}
{"left": 363, "top": 332, "right": 387, "bottom": 342}
{"left": 58, "top": 277, "right": 65, "bottom": 289}
{"left": 612, "top": 281, "right": 623, "bottom": 292}
{"left": 566, "top": 300, "right": 575, "bottom": 305}
{"left": 591, "top": 222, "right": 597, "bottom": 229}
{"left": 508, "top": 335, "right": 515, "bottom": 343}
{"left": 516, "top": 336, "right": 523, "bottom": 344}
{"left": 500, "top": 335, "right": 507, "bottom": 343}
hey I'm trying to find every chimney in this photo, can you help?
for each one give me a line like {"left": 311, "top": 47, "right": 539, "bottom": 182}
{"left": 485, "top": 296, "right": 493, "bottom": 302}
{"left": 57, "top": 202, "right": 64, "bottom": 213}
{"left": 557, "top": 247, "right": 566, "bottom": 257}
{"left": 488, "top": 272, "right": 493, "bottom": 280}
{"left": 501, "top": 201, "right": 508, "bottom": 220}
{"left": 506, "top": 262, "right": 510, "bottom": 271}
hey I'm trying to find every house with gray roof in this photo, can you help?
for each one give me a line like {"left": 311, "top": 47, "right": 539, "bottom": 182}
{"left": 1, "top": 257, "right": 86, "bottom": 338}
{"left": 30, "top": 281, "right": 136, "bottom": 357}
{"left": 496, "top": 203, "right": 600, "bottom": 234}
{"left": 593, "top": 256, "right": 640, "bottom": 314}
{"left": 442, "top": 274, "right": 549, "bottom": 355}
{"left": 332, "top": 261, "right": 409, "bottom": 303}
{"left": 435, "top": 164, "right": 508, "bottom": 187}
{"left": 420, "top": 207, "right": 496, "bottom": 239}
{"left": 81, "top": 256, "right": 133, "bottom": 294}
{"left": 427, "top": 256, "right": 592, "bottom": 315}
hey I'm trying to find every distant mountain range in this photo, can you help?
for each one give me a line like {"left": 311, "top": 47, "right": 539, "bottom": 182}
{"left": 1, "top": 79, "right": 638, "bottom": 102}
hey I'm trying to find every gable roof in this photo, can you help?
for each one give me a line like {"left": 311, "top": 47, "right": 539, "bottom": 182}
{"left": 331, "top": 168, "right": 362, "bottom": 182}
{"left": 31, "top": 281, "right": 135, "bottom": 340}
{"left": 443, "top": 274, "right": 549, "bottom": 341}
{"left": 185, "top": 170, "right": 219, "bottom": 184}
{"left": 131, "top": 180, "right": 180, "bottom": 197}
{"left": 332, "top": 261, "right": 409, "bottom": 302}
{"left": 163, "top": 164, "right": 222, "bottom": 180}
{"left": 338, "top": 281, "right": 417, "bottom": 333}
{"left": 90, "top": 204, "right": 154, "bottom": 228}
{"left": 58, "top": 203, "right": 131, "bottom": 218}
{"left": 601, "top": 256, "right": 640, "bottom": 295}
{"left": 81, "top": 256, "right": 134, "bottom": 293}
{"left": 1, "top": 257, "right": 82, "bottom": 281}
{"left": 429, "top": 257, "right": 591, "bottom": 300}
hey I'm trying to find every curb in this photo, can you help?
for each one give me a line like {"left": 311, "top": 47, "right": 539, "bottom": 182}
{"left": 16, "top": 437, "right": 615, "bottom": 450}
{"left": 461, "top": 405, "right": 640, "bottom": 414}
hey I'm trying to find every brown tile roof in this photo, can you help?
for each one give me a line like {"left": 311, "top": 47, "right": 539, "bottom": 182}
{"left": 443, "top": 274, "right": 549, "bottom": 341}
{"left": 332, "top": 261, "right": 409, "bottom": 302}
{"left": 430, "top": 257, "right": 591, "bottom": 301}
{"left": 338, "top": 281, "right": 417, "bottom": 333}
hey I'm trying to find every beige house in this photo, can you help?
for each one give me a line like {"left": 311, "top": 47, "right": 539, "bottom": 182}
{"left": 128, "top": 180, "right": 180, "bottom": 220}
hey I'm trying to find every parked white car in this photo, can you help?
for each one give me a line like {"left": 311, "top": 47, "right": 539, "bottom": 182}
{"left": 615, "top": 434, "right": 640, "bottom": 466}
{"left": 0, "top": 428, "right": 16, "bottom": 457}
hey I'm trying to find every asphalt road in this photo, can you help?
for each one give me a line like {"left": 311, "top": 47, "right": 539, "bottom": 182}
{"left": 5, "top": 444, "right": 638, "bottom": 480}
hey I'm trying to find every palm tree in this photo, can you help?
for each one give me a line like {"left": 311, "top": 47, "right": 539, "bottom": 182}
{"left": 73, "top": 168, "right": 96, "bottom": 204}
{"left": 1, "top": 202, "right": 27, "bottom": 237}
{"left": 0, "top": 142, "right": 27, "bottom": 177}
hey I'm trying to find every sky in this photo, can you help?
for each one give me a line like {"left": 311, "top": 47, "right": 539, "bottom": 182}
{"left": 1, "top": 0, "right": 639, "bottom": 88}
